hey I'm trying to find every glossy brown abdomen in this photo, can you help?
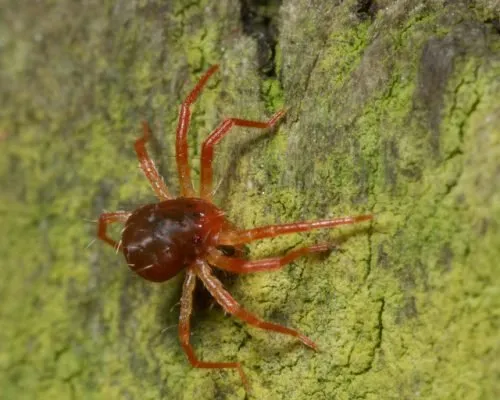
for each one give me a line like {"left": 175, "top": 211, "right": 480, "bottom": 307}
{"left": 121, "top": 198, "right": 227, "bottom": 282}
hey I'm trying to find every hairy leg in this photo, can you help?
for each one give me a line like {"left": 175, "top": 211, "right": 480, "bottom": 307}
{"left": 97, "top": 211, "right": 131, "bottom": 249}
{"left": 179, "top": 267, "right": 248, "bottom": 389}
{"left": 195, "top": 261, "right": 317, "bottom": 350}
{"left": 199, "top": 110, "right": 285, "bottom": 199}
{"left": 218, "top": 214, "right": 373, "bottom": 245}
{"left": 207, "top": 243, "right": 332, "bottom": 274}
{"left": 176, "top": 65, "right": 219, "bottom": 197}
{"left": 135, "top": 121, "right": 171, "bottom": 200}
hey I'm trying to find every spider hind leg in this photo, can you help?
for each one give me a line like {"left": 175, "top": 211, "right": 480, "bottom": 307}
{"left": 179, "top": 269, "right": 249, "bottom": 390}
{"left": 195, "top": 261, "right": 318, "bottom": 350}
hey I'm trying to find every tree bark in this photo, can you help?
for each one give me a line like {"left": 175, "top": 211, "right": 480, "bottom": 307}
{"left": 1, "top": 1, "right": 499, "bottom": 399}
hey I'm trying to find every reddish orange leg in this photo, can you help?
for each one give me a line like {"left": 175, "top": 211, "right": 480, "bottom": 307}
{"left": 207, "top": 243, "right": 332, "bottom": 274}
{"left": 176, "top": 65, "right": 219, "bottom": 197}
{"left": 135, "top": 121, "right": 171, "bottom": 200}
{"left": 179, "top": 268, "right": 249, "bottom": 390}
{"left": 195, "top": 261, "right": 318, "bottom": 350}
{"left": 97, "top": 211, "right": 131, "bottom": 249}
{"left": 199, "top": 110, "right": 286, "bottom": 199}
{"left": 218, "top": 214, "right": 373, "bottom": 245}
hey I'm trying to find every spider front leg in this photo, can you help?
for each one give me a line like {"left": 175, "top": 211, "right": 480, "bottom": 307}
{"left": 97, "top": 211, "right": 131, "bottom": 249}
{"left": 217, "top": 214, "right": 373, "bottom": 245}
{"left": 199, "top": 110, "right": 285, "bottom": 199}
{"left": 135, "top": 121, "right": 172, "bottom": 200}
{"left": 195, "top": 261, "right": 317, "bottom": 350}
{"left": 176, "top": 65, "right": 219, "bottom": 197}
{"left": 207, "top": 243, "right": 332, "bottom": 274}
{"left": 179, "top": 268, "right": 249, "bottom": 390}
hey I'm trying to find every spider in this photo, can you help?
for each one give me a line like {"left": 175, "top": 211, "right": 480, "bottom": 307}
{"left": 97, "top": 65, "right": 372, "bottom": 389}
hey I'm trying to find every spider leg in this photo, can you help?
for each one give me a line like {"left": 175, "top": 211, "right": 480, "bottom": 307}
{"left": 179, "top": 267, "right": 249, "bottom": 390}
{"left": 97, "top": 211, "right": 131, "bottom": 249}
{"left": 195, "top": 260, "right": 318, "bottom": 350}
{"left": 135, "top": 121, "right": 172, "bottom": 200}
{"left": 207, "top": 244, "right": 332, "bottom": 274}
{"left": 218, "top": 214, "right": 373, "bottom": 245}
{"left": 199, "top": 110, "right": 285, "bottom": 199}
{"left": 176, "top": 65, "right": 219, "bottom": 197}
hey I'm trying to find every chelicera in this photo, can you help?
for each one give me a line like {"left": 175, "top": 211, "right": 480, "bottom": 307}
{"left": 97, "top": 65, "right": 372, "bottom": 388}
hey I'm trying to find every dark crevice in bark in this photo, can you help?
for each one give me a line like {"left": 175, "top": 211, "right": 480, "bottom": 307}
{"left": 352, "top": 298, "right": 385, "bottom": 375}
{"left": 239, "top": 0, "right": 282, "bottom": 77}
{"left": 484, "top": 18, "right": 500, "bottom": 35}
{"left": 354, "top": 0, "right": 378, "bottom": 21}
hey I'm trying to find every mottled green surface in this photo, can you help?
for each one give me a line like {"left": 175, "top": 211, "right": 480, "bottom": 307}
{"left": 1, "top": 1, "right": 499, "bottom": 399}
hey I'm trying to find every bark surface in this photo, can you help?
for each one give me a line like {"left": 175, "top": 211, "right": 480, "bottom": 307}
{"left": 1, "top": 1, "right": 499, "bottom": 399}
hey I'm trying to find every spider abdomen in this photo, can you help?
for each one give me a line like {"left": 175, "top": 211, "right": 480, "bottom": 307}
{"left": 121, "top": 198, "right": 226, "bottom": 282}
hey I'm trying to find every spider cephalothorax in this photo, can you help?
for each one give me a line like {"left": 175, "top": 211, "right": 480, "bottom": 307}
{"left": 97, "top": 65, "right": 372, "bottom": 389}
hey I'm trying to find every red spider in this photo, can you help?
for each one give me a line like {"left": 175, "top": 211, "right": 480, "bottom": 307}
{"left": 97, "top": 65, "right": 372, "bottom": 389}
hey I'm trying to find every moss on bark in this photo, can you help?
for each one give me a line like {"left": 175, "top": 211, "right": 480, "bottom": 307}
{"left": 1, "top": 1, "right": 499, "bottom": 399}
